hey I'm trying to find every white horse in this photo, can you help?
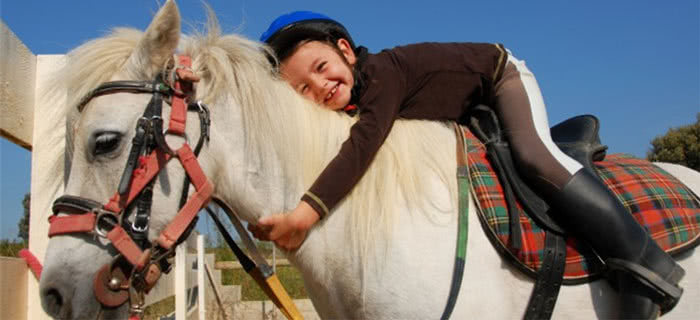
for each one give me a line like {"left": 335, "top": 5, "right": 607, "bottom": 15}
{"left": 39, "top": 1, "right": 700, "bottom": 319}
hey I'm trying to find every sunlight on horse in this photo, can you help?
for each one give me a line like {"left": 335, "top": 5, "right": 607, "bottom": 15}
{"left": 39, "top": 1, "right": 700, "bottom": 319}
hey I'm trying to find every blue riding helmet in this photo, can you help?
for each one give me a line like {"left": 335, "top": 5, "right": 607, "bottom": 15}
{"left": 260, "top": 11, "right": 356, "bottom": 62}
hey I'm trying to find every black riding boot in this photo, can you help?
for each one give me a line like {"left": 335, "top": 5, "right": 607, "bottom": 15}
{"left": 549, "top": 169, "right": 684, "bottom": 319}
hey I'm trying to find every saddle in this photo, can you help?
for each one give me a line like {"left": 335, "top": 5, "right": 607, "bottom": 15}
{"left": 463, "top": 105, "right": 700, "bottom": 319}
{"left": 468, "top": 105, "right": 607, "bottom": 237}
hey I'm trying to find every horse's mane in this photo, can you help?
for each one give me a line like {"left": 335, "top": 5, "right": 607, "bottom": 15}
{"left": 51, "top": 10, "right": 457, "bottom": 254}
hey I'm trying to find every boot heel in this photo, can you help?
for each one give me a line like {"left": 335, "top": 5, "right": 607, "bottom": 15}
{"left": 607, "top": 258, "right": 684, "bottom": 315}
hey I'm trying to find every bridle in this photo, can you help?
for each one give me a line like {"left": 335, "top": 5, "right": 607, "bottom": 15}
{"left": 48, "top": 56, "right": 212, "bottom": 318}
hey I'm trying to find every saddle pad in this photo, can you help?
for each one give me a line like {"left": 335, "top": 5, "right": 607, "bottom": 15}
{"left": 460, "top": 126, "right": 700, "bottom": 282}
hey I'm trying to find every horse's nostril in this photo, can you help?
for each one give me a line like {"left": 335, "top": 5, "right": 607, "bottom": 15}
{"left": 44, "top": 288, "right": 64, "bottom": 317}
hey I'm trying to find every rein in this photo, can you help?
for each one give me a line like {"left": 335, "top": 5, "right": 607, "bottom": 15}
{"left": 440, "top": 124, "right": 471, "bottom": 320}
{"left": 48, "top": 56, "right": 213, "bottom": 318}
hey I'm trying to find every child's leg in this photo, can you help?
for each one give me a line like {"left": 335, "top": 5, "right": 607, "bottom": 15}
{"left": 491, "top": 54, "right": 684, "bottom": 318}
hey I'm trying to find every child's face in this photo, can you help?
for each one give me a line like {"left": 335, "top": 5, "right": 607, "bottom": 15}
{"left": 280, "top": 39, "right": 357, "bottom": 110}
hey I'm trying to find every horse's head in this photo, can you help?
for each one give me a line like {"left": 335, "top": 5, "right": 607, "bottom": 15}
{"left": 38, "top": 1, "right": 220, "bottom": 318}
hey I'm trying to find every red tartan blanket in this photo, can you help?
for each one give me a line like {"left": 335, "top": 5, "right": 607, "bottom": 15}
{"left": 461, "top": 126, "right": 700, "bottom": 282}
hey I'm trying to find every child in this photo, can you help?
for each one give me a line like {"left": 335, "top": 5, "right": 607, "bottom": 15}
{"left": 252, "top": 11, "right": 683, "bottom": 317}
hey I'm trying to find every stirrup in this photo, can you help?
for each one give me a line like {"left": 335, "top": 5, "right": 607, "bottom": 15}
{"left": 606, "top": 258, "right": 685, "bottom": 314}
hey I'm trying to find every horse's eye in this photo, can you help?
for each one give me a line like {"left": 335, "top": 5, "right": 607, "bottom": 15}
{"left": 94, "top": 132, "right": 122, "bottom": 156}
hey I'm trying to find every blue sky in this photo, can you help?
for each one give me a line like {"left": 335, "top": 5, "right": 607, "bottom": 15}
{"left": 1, "top": 1, "right": 698, "bottom": 240}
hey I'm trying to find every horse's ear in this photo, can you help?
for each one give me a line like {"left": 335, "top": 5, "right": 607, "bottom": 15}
{"left": 125, "top": 0, "right": 180, "bottom": 79}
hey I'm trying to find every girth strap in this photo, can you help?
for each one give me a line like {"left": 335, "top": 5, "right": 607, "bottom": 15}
{"left": 523, "top": 231, "right": 567, "bottom": 320}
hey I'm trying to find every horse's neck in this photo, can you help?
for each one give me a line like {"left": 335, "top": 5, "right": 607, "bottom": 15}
{"left": 210, "top": 83, "right": 351, "bottom": 217}
{"left": 204, "top": 105, "right": 288, "bottom": 220}
{"left": 287, "top": 204, "right": 367, "bottom": 316}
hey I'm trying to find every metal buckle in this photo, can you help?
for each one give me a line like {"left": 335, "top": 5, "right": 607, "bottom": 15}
{"left": 128, "top": 286, "right": 146, "bottom": 317}
{"left": 163, "top": 129, "right": 190, "bottom": 147}
{"left": 95, "top": 209, "right": 120, "bottom": 238}
{"left": 193, "top": 100, "right": 207, "bottom": 113}
{"left": 131, "top": 216, "right": 150, "bottom": 233}
{"left": 194, "top": 100, "right": 211, "bottom": 140}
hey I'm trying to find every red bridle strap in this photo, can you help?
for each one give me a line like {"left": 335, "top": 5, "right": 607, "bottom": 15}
{"left": 48, "top": 149, "right": 170, "bottom": 269}
{"left": 167, "top": 55, "right": 192, "bottom": 136}
{"left": 48, "top": 213, "right": 97, "bottom": 236}
{"left": 107, "top": 226, "right": 150, "bottom": 270}
{"left": 105, "top": 150, "right": 172, "bottom": 214}
{"left": 48, "top": 149, "right": 168, "bottom": 238}
{"left": 48, "top": 147, "right": 211, "bottom": 268}
{"left": 157, "top": 144, "right": 213, "bottom": 249}
{"left": 49, "top": 214, "right": 150, "bottom": 270}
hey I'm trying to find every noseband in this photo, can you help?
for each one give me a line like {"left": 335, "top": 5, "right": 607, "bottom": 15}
{"left": 48, "top": 56, "right": 212, "bottom": 318}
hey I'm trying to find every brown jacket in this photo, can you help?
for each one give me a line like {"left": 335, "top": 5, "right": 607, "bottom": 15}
{"left": 302, "top": 42, "right": 507, "bottom": 217}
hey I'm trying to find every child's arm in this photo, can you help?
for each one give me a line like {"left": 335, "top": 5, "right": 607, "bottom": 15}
{"left": 249, "top": 201, "right": 320, "bottom": 251}
{"left": 249, "top": 51, "right": 408, "bottom": 250}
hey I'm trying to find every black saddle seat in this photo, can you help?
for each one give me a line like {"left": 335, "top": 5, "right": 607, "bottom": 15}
{"left": 551, "top": 114, "right": 608, "bottom": 170}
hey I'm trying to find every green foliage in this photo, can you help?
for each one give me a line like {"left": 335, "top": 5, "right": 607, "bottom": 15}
{"left": 647, "top": 113, "right": 700, "bottom": 171}
{"left": 18, "top": 193, "right": 31, "bottom": 242}
{"left": 143, "top": 296, "right": 174, "bottom": 320}
{"left": 208, "top": 241, "right": 275, "bottom": 261}
{"left": 0, "top": 239, "right": 26, "bottom": 257}
{"left": 212, "top": 243, "right": 307, "bottom": 301}
{"left": 222, "top": 265, "right": 307, "bottom": 300}
{"left": 211, "top": 246, "right": 236, "bottom": 261}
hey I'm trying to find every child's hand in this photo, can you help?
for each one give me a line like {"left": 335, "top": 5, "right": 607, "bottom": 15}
{"left": 248, "top": 201, "right": 320, "bottom": 251}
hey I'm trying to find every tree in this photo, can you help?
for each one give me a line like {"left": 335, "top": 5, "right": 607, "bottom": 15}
{"left": 647, "top": 113, "right": 700, "bottom": 171}
{"left": 18, "top": 193, "right": 30, "bottom": 243}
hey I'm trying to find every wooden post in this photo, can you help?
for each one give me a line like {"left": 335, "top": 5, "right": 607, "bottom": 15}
{"left": 176, "top": 244, "right": 187, "bottom": 319}
{"left": 0, "top": 258, "right": 28, "bottom": 320}
{"left": 27, "top": 54, "right": 66, "bottom": 320}
{"left": 1, "top": 21, "right": 66, "bottom": 320}
{"left": 0, "top": 22, "right": 35, "bottom": 150}
{"left": 197, "top": 235, "right": 206, "bottom": 320}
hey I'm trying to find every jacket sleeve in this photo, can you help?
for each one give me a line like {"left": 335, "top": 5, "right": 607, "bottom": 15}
{"left": 302, "top": 55, "right": 407, "bottom": 218}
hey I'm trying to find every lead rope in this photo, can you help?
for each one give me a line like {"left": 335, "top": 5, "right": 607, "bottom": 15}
{"left": 19, "top": 249, "right": 42, "bottom": 280}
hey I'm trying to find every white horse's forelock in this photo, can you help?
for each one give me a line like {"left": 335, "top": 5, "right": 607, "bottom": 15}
{"left": 51, "top": 11, "right": 457, "bottom": 254}
{"left": 43, "top": 27, "right": 144, "bottom": 190}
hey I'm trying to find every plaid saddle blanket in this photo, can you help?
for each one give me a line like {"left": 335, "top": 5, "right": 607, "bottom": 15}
{"left": 460, "top": 126, "right": 700, "bottom": 282}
